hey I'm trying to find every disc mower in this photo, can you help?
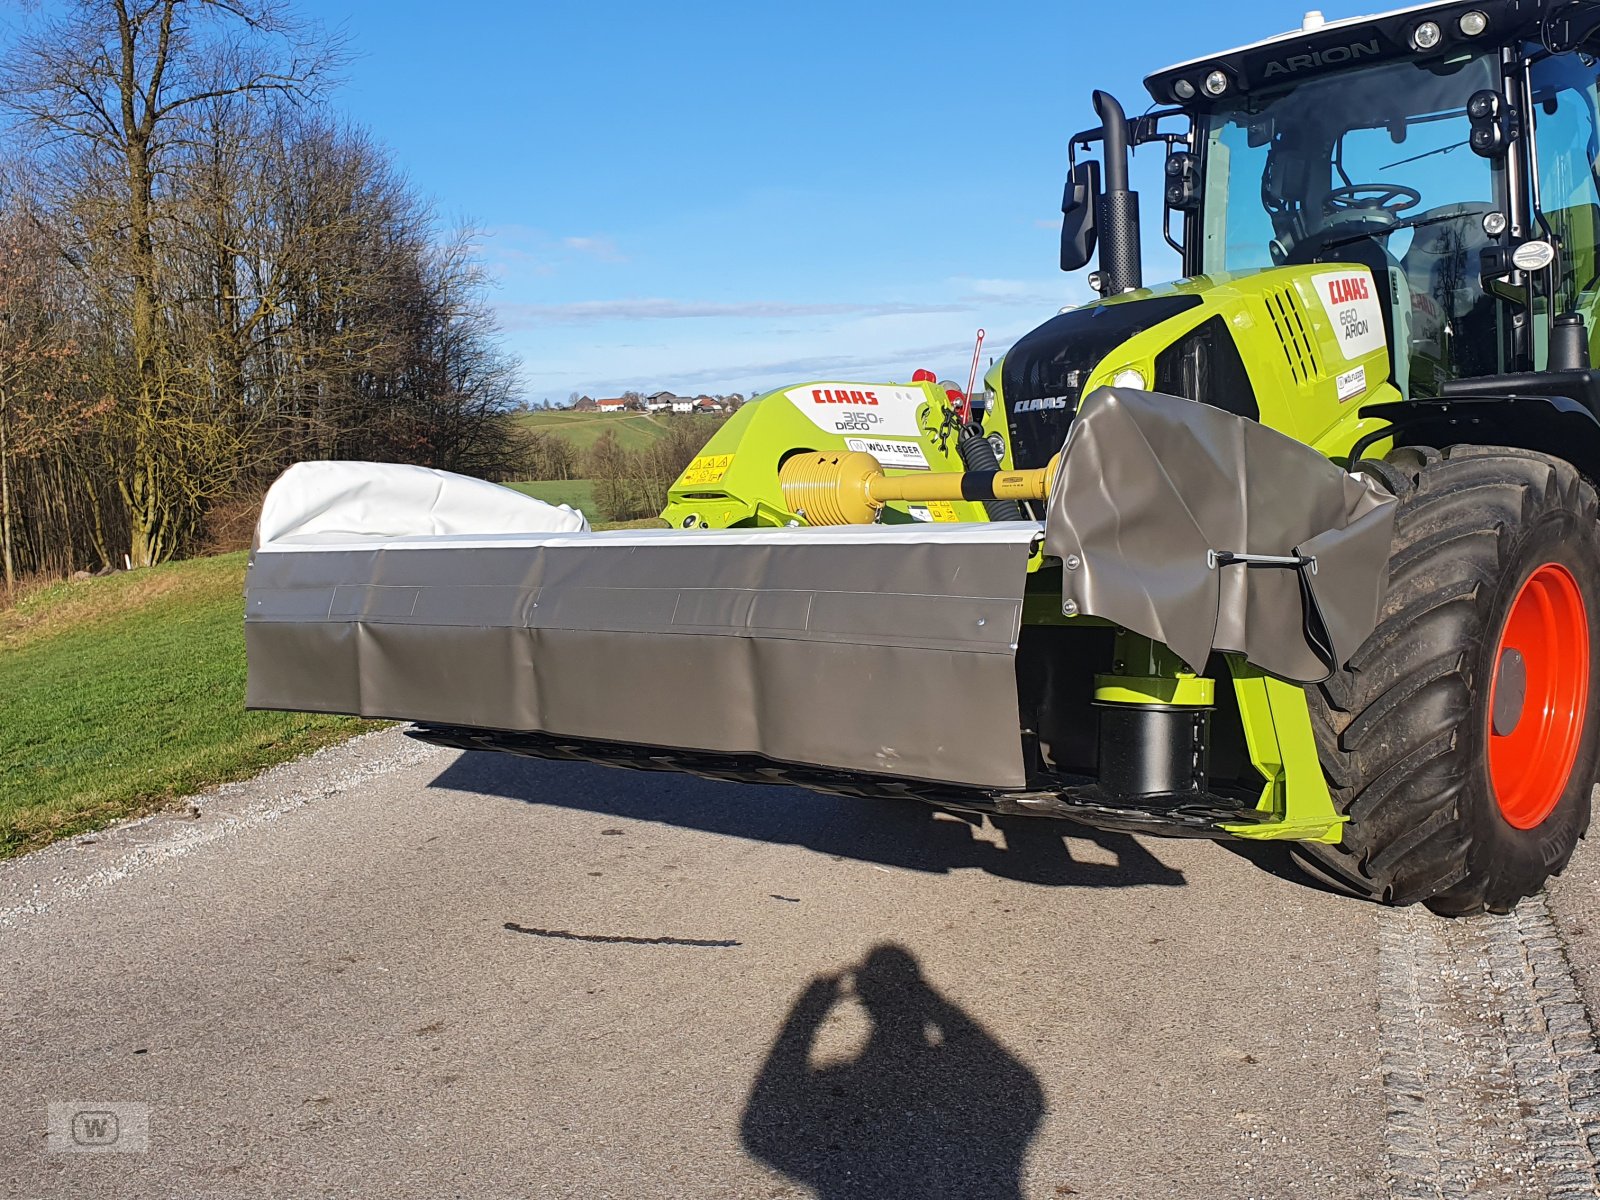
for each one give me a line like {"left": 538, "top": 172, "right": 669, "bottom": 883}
{"left": 246, "top": 0, "right": 1600, "bottom": 914}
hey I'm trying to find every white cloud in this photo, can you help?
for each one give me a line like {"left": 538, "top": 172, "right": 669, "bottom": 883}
{"left": 497, "top": 298, "right": 970, "bottom": 326}
{"left": 506, "top": 304, "right": 1045, "bottom": 396}
{"left": 561, "top": 235, "right": 627, "bottom": 263}
{"left": 954, "top": 277, "right": 1064, "bottom": 301}
{"left": 496, "top": 274, "right": 1096, "bottom": 400}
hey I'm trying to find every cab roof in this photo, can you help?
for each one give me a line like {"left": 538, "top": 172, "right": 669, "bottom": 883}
{"left": 1144, "top": 0, "right": 1558, "bottom": 107}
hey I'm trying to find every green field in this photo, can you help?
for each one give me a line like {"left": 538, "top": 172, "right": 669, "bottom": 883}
{"left": 503, "top": 479, "right": 598, "bottom": 511}
{"left": 0, "top": 554, "right": 367, "bottom": 857}
{"left": 515, "top": 409, "right": 670, "bottom": 452}
{"left": 503, "top": 480, "right": 667, "bottom": 529}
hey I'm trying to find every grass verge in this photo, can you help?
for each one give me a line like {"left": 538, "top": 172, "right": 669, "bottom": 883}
{"left": 1, "top": 518, "right": 671, "bottom": 858}
{"left": 1, "top": 552, "right": 368, "bottom": 858}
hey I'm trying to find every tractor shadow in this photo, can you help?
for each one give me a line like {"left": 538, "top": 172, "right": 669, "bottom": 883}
{"left": 429, "top": 750, "right": 1186, "bottom": 890}
{"left": 1217, "top": 839, "right": 1354, "bottom": 900}
{"left": 741, "top": 942, "right": 1044, "bottom": 1200}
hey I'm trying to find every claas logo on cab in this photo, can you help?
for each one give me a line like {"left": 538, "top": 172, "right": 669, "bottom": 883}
{"left": 1327, "top": 276, "right": 1371, "bottom": 305}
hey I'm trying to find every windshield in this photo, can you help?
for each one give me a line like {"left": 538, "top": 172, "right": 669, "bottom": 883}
{"left": 1200, "top": 53, "right": 1508, "bottom": 389}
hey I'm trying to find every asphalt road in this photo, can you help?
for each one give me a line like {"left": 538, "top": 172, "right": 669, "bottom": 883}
{"left": 3, "top": 729, "right": 1599, "bottom": 1199}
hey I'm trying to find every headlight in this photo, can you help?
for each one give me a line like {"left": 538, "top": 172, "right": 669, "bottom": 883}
{"left": 1412, "top": 20, "right": 1442, "bottom": 49}
{"left": 1459, "top": 10, "right": 1488, "bottom": 36}
{"left": 1174, "top": 79, "right": 1196, "bottom": 100}
{"left": 1112, "top": 367, "right": 1148, "bottom": 391}
{"left": 1204, "top": 70, "right": 1229, "bottom": 97}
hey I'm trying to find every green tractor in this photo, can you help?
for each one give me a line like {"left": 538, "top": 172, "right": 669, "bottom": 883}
{"left": 246, "top": 0, "right": 1600, "bottom": 914}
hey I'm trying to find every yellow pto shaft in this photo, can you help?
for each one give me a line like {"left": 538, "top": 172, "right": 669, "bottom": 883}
{"left": 778, "top": 450, "right": 1057, "bottom": 526}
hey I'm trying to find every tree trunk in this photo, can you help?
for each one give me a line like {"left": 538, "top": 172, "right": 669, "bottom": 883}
{"left": 119, "top": 4, "right": 169, "bottom": 568}
{"left": 0, "top": 394, "right": 14, "bottom": 591}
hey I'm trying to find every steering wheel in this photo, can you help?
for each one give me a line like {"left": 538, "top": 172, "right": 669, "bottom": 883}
{"left": 1323, "top": 183, "right": 1423, "bottom": 220}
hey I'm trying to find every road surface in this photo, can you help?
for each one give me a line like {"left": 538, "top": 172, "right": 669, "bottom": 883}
{"left": 3, "top": 729, "right": 1599, "bottom": 1199}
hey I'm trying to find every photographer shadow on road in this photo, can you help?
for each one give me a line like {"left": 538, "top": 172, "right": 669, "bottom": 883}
{"left": 430, "top": 750, "right": 1185, "bottom": 890}
{"left": 741, "top": 943, "right": 1043, "bottom": 1200}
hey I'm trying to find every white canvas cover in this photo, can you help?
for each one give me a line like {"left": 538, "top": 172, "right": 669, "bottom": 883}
{"left": 256, "top": 461, "right": 589, "bottom": 546}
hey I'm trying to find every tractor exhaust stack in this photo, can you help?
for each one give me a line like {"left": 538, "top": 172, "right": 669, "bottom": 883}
{"left": 1091, "top": 91, "right": 1142, "bottom": 295}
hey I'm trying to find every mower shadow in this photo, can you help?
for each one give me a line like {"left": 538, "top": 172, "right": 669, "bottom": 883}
{"left": 429, "top": 750, "right": 1186, "bottom": 890}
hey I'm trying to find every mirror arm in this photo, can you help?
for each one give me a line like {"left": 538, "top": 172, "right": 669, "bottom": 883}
{"left": 1162, "top": 210, "right": 1184, "bottom": 257}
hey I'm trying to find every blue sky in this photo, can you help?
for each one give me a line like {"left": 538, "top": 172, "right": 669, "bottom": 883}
{"left": 44, "top": 1, "right": 1326, "bottom": 402}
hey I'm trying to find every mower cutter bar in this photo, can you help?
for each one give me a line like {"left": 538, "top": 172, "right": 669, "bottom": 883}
{"left": 408, "top": 724, "right": 1275, "bottom": 839}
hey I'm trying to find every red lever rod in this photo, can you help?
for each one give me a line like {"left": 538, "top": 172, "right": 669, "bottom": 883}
{"left": 959, "top": 328, "right": 986, "bottom": 423}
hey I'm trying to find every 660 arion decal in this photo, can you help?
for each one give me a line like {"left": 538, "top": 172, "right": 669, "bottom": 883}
{"left": 1311, "top": 270, "right": 1386, "bottom": 362}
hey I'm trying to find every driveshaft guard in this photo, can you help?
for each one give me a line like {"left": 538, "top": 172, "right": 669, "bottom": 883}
{"left": 1043, "top": 387, "right": 1397, "bottom": 683}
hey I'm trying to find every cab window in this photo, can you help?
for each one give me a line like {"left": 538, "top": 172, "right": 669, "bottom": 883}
{"left": 1530, "top": 53, "right": 1600, "bottom": 362}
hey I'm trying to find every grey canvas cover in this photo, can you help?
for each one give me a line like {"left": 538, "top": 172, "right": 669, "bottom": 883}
{"left": 1044, "top": 387, "right": 1397, "bottom": 682}
{"left": 247, "top": 523, "right": 1041, "bottom": 788}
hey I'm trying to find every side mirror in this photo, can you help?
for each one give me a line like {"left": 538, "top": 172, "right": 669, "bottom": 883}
{"left": 1060, "top": 159, "right": 1101, "bottom": 273}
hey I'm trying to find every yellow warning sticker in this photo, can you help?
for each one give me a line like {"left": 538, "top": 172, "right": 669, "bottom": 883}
{"left": 926, "top": 501, "right": 960, "bottom": 523}
{"left": 680, "top": 454, "right": 733, "bottom": 486}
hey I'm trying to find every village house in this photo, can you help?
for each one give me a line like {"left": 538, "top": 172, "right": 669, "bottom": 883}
{"left": 595, "top": 397, "right": 628, "bottom": 412}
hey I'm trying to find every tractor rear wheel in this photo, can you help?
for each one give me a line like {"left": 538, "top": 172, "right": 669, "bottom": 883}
{"left": 1298, "top": 445, "right": 1600, "bottom": 915}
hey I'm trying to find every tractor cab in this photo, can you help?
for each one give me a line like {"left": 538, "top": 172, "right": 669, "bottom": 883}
{"left": 1067, "top": 0, "right": 1600, "bottom": 401}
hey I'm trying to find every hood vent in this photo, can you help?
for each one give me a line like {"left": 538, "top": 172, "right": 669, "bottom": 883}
{"left": 1265, "top": 288, "right": 1320, "bottom": 385}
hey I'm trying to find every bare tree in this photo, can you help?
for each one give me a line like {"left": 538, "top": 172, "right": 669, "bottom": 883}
{"left": 0, "top": 195, "right": 97, "bottom": 588}
{"left": 0, "top": 4, "right": 525, "bottom": 584}
{"left": 0, "top": 0, "right": 345, "bottom": 565}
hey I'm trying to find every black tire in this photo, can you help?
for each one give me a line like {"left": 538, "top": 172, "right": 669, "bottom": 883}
{"left": 1297, "top": 445, "right": 1600, "bottom": 915}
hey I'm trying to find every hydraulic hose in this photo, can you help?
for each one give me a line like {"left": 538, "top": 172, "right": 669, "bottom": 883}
{"left": 956, "top": 423, "right": 1025, "bottom": 521}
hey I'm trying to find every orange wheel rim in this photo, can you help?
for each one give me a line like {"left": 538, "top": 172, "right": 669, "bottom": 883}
{"left": 1487, "top": 563, "right": 1589, "bottom": 829}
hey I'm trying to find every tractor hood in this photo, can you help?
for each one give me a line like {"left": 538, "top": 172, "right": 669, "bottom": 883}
{"left": 1002, "top": 293, "right": 1203, "bottom": 469}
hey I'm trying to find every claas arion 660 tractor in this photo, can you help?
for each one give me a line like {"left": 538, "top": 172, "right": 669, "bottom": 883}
{"left": 245, "top": 0, "right": 1600, "bottom": 914}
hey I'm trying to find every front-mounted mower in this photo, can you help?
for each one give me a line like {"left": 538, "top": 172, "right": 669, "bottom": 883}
{"left": 246, "top": 0, "right": 1600, "bottom": 915}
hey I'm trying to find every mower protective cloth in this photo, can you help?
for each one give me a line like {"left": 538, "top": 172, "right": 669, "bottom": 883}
{"left": 245, "top": 521, "right": 1040, "bottom": 789}
{"left": 256, "top": 460, "right": 589, "bottom": 545}
{"left": 1043, "top": 387, "right": 1397, "bottom": 683}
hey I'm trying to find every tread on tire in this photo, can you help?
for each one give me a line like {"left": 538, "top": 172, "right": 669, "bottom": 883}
{"left": 1297, "top": 446, "right": 1600, "bottom": 915}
